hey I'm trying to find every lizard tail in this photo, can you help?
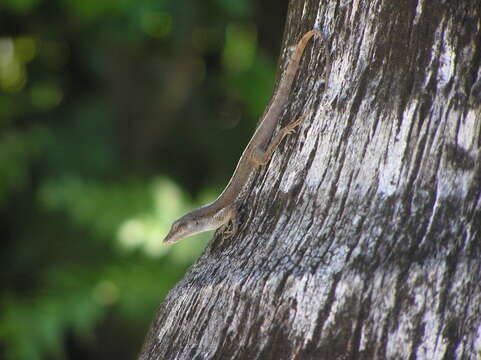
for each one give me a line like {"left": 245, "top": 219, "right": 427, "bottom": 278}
{"left": 276, "top": 29, "right": 330, "bottom": 100}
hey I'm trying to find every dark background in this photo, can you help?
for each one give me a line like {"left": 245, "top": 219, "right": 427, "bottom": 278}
{"left": 0, "top": 0, "right": 287, "bottom": 358}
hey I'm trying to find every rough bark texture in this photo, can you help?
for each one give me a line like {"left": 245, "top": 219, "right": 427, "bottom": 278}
{"left": 139, "top": 0, "right": 481, "bottom": 359}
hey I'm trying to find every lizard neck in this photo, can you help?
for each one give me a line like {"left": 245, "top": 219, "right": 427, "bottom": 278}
{"left": 202, "top": 153, "right": 254, "bottom": 215}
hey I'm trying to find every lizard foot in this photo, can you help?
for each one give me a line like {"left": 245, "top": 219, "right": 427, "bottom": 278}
{"left": 223, "top": 214, "right": 241, "bottom": 238}
{"left": 218, "top": 200, "right": 242, "bottom": 239}
{"left": 285, "top": 114, "right": 307, "bottom": 135}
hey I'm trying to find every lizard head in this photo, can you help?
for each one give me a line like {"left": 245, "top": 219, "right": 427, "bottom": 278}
{"left": 163, "top": 216, "right": 193, "bottom": 245}
{"left": 163, "top": 212, "right": 215, "bottom": 245}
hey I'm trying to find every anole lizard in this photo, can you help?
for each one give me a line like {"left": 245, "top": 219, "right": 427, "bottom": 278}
{"left": 163, "top": 29, "right": 329, "bottom": 245}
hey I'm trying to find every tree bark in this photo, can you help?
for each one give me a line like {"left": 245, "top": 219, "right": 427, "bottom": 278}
{"left": 139, "top": 0, "right": 481, "bottom": 359}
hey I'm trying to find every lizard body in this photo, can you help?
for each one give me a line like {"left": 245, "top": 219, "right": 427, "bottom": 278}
{"left": 163, "top": 29, "right": 329, "bottom": 244}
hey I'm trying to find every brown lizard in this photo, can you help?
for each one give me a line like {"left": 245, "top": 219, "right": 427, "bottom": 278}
{"left": 163, "top": 29, "right": 329, "bottom": 244}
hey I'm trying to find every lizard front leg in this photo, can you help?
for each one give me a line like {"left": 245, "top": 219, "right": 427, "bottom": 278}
{"left": 216, "top": 200, "right": 242, "bottom": 238}
{"left": 251, "top": 114, "right": 306, "bottom": 166}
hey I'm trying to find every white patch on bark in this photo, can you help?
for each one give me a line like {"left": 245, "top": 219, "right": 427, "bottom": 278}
{"left": 413, "top": 0, "right": 425, "bottom": 26}
{"left": 350, "top": 0, "right": 362, "bottom": 26}
{"left": 415, "top": 260, "right": 446, "bottom": 358}
{"left": 302, "top": 110, "right": 334, "bottom": 189}
{"left": 436, "top": 103, "right": 480, "bottom": 200}
{"left": 301, "top": 1, "right": 308, "bottom": 19}
{"left": 370, "top": 271, "right": 397, "bottom": 347}
{"left": 321, "top": 271, "right": 363, "bottom": 333}
{"left": 378, "top": 101, "right": 416, "bottom": 196}
{"left": 474, "top": 323, "right": 481, "bottom": 354}
{"left": 383, "top": 261, "right": 447, "bottom": 359}
{"left": 458, "top": 109, "right": 479, "bottom": 150}
{"left": 437, "top": 24, "right": 455, "bottom": 89}
{"left": 289, "top": 273, "right": 328, "bottom": 342}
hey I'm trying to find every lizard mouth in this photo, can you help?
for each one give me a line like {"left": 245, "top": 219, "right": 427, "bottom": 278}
{"left": 162, "top": 228, "right": 179, "bottom": 245}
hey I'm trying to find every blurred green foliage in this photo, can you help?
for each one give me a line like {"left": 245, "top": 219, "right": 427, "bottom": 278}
{"left": 0, "top": 0, "right": 286, "bottom": 358}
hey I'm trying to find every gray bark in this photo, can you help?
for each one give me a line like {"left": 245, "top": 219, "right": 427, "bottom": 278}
{"left": 139, "top": 0, "right": 481, "bottom": 359}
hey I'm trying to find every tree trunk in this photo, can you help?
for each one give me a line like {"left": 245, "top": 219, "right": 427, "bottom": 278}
{"left": 139, "top": 0, "right": 481, "bottom": 358}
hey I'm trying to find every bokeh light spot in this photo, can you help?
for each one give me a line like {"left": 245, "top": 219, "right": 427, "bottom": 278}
{"left": 30, "top": 83, "right": 63, "bottom": 109}
{"left": 222, "top": 23, "right": 257, "bottom": 72}
{"left": 0, "top": 38, "right": 15, "bottom": 65}
{"left": 15, "top": 37, "right": 37, "bottom": 63}
{"left": 93, "top": 280, "right": 119, "bottom": 306}
{"left": 0, "top": 59, "right": 26, "bottom": 93}
{"left": 141, "top": 12, "right": 173, "bottom": 38}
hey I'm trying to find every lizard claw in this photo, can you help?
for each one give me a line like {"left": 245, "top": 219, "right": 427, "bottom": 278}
{"left": 223, "top": 219, "right": 239, "bottom": 238}
{"left": 224, "top": 228, "right": 234, "bottom": 238}
{"left": 220, "top": 201, "right": 242, "bottom": 239}
{"left": 284, "top": 116, "right": 304, "bottom": 136}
